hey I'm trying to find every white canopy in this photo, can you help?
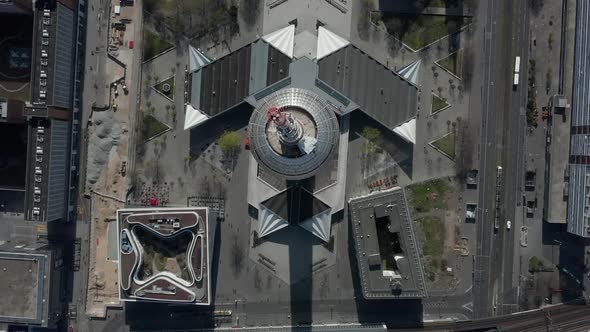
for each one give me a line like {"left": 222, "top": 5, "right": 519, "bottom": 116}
{"left": 299, "top": 209, "right": 332, "bottom": 242}
{"left": 262, "top": 24, "right": 295, "bottom": 58}
{"left": 316, "top": 26, "right": 350, "bottom": 60}
{"left": 184, "top": 104, "right": 209, "bottom": 130}
{"left": 393, "top": 118, "right": 416, "bottom": 144}
{"left": 258, "top": 205, "right": 289, "bottom": 238}
{"left": 398, "top": 59, "right": 421, "bottom": 85}
{"left": 189, "top": 46, "right": 211, "bottom": 72}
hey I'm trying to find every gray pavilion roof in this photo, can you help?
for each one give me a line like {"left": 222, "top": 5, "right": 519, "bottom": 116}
{"left": 318, "top": 45, "right": 419, "bottom": 129}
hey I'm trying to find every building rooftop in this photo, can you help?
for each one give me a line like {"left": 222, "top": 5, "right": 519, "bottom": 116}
{"left": 0, "top": 249, "right": 50, "bottom": 326}
{"left": 261, "top": 186, "right": 330, "bottom": 224}
{"left": 118, "top": 207, "right": 211, "bottom": 305}
{"left": 566, "top": 0, "right": 590, "bottom": 236}
{"left": 348, "top": 188, "right": 427, "bottom": 299}
{"left": 544, "top": 95, "right": 570, "bottom": 224}
{"left": 318, "top": 45, "right": 418, "bottom": 129}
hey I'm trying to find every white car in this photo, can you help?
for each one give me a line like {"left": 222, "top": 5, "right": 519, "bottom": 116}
{"left": 506, "top": 220, "right": 512, "bottom": 230}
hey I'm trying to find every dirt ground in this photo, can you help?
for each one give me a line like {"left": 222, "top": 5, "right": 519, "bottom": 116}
{"left": 85, "top": 3, "right": 135, "bottom": 317}
{"left": 85, "top": 112, "right": 129, "bottom": 317}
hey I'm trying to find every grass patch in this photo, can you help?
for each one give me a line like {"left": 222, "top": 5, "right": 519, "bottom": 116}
{"left": 416, "top": 216, "right": 445, "bottom": 257}
{"left": 143, "top": 27, "right": 174, "bottom": 60}
{"left": 379, "top": 14, "right": 470, "bottom": 50}
{"left": 529, "top": 256, "right": 554, "bottom": 273}
{"left": 407, "top": 179, "right": 449, "bottom": 213}
{"left": 154, "top": 76, "right": 175, "bottom": 100}
{"left": 141, "top": 114, "right": 169, "bottom": 140}
{"left": 415, "top": 216, "right": 446, "bottom": 281}
{"left": 431, "top": 93, "right": 450, "bottom": 114}
{"left": 437, "top": 49, "right": 463, "bottom": 77}
{"left": 154, "top": 253, "right": 167, "bottom": 271}
{"left": 431, "top": 132, "right": 456, "bottom": 159}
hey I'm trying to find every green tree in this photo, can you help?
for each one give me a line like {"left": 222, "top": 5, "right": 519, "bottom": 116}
{"left": 361, "top": 126, "right": 383, "bottom": 145}
{"left": 219, "top": 130, "right": 241, "bottom": 154}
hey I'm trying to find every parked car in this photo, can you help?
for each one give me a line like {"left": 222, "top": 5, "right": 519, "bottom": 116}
{"left": 506, "top": 220, "right": 512, "bottom": 230}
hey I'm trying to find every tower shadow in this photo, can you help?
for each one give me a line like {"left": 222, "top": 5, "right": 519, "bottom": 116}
{"left": 289, "top": 239, "right": 314, "bottom": 326}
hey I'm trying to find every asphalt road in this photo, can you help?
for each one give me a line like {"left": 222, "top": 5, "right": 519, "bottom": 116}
{"left": 68, "top": 0, "right": 113, "bottom": 331}
{"left": 473, "top": 0, "right": 529, "bottom": 318}
{"left": 493, "top": 0, "right": 529, "bottom": 316}
{"left": 472, "top": 0, "right": 507, "bottom": 318}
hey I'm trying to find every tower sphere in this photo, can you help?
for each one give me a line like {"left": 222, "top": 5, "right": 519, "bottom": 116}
{"left": 248, "top": 88, "right": 339, "bottom": 180}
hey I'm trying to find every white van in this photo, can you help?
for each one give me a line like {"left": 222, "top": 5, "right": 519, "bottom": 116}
{"left": 41, "top": 50, "right": 48, "bottom": 58}
{"left": 36, "top": 146, "right": 43, "bottom": 154}
{"left": 40, "top": 70, "right": 47, "bottom": 78}
{"left": 34, "top": 187, "right": 41, "bottom": 195}
{"left": 35, "top": 167, "right": 42, "bottom": 175}
{"left": 42, "top": 29, "right": 49, "bottom": 38}
{"left": 43, "top": 9, "right": 50, "bottom": 17}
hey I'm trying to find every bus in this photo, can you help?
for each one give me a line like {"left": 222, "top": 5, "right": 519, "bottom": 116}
{"left": 513, "top": 56, "right": 521, "bottom": 86}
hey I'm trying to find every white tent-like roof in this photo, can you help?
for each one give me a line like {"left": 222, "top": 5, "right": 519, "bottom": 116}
{"left": 298, "top": 209, "right": 332, "bottom": 242}
{"left": 316, "top": 26, "right": 350, "bottom": 60}
{"left": 189, "top": 46, "right": 211, "bottom": 72}
{"left": 392, "top": 118, "right": 416, "bottom": 144}
{"left": 258, "top": 205, "right": 289, "bottom": 238}
{"left": 262, "top": 24, "right": 295, "bottom": 58}
{"left": 398, "top": 59, "right": 421, "bottom": 85}
{"left": 184, "top": 104, "right": 209, "bottom": 130}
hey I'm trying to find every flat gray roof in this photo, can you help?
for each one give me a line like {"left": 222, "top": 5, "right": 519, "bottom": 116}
{"left": 544, "top": 97, "right": 570, "bottom": 224}
{"left": 348, "top": 188, "right": 427, "bottom": 299}
{"left": 0, "top": 251, "right": 48, "bottom": 325}
{"left": 318, "top": 45, "right": 418, "bottom": 129}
